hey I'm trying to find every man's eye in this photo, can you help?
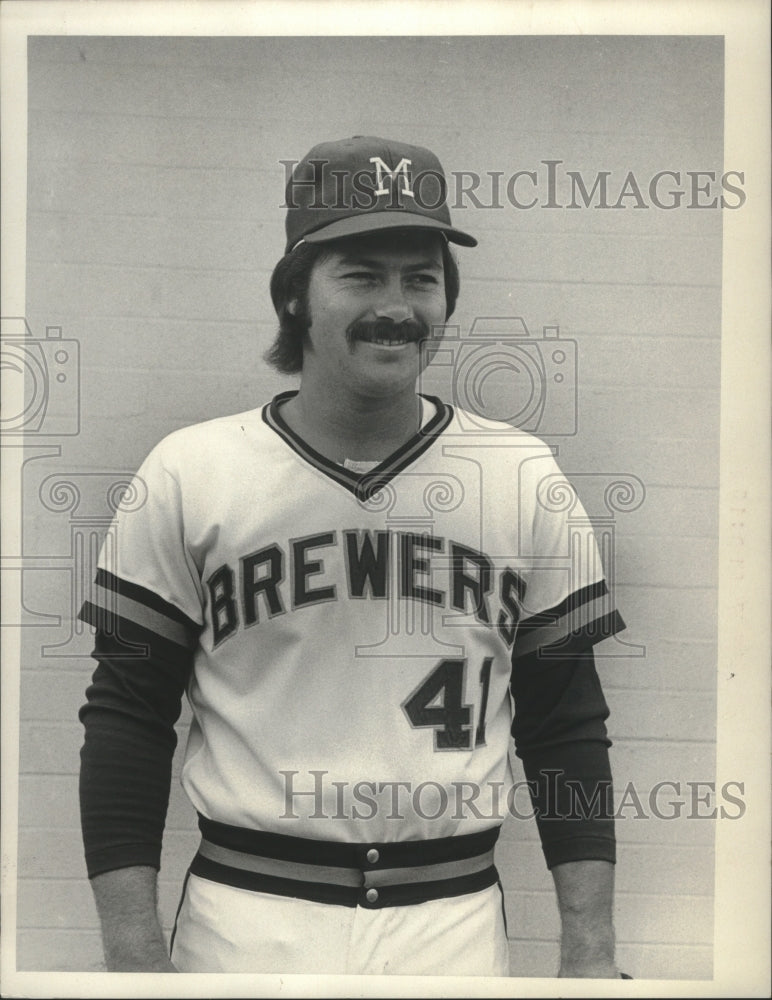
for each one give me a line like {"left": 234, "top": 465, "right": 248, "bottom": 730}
{"left": 409, "top": 274, "right": 439, "bottom": 286}
{"left": 343, "top": 272, "right": 377, "bottom": 281}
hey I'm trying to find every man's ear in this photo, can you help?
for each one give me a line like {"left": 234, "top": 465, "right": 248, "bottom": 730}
{"left": 287, "top": 299, "right": 297, "bottom": 316}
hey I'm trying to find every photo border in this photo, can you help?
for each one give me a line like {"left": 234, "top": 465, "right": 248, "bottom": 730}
{"left": 1, "top": 2, "right": 769, "bottom": 997}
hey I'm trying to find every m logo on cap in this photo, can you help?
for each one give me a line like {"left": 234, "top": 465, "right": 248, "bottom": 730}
{"left": 282, "top": 136, "right": 478, "bottom": 252}
{"left": 369, "top": 156, "right": 415, "bottom": 200}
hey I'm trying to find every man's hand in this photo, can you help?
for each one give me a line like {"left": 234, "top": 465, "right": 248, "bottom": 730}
{"left": 552, "top": 859, "right": 618, "bottom": 979}
{"left": 90, "top": 866, "right": 179, "bottom": 972}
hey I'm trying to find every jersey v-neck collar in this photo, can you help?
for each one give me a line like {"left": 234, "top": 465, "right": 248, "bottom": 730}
{"left": 262, "top": 390, "right": 454, "bottom": 502}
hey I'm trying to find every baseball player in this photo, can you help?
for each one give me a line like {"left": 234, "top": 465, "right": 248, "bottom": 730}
{"left": 79, "top": 135, "right": 626, "bottom": 977}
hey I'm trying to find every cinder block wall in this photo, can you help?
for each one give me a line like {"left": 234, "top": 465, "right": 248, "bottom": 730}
{"left": 17, "top": 35, "right": 722, "bottom": 978}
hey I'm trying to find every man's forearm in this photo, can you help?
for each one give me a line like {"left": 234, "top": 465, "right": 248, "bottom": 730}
{"left": 90, "top": 865, "right": 177, "bottom": 972}
{"left": 552, "top": 859, "right": 618, "bottom": 978}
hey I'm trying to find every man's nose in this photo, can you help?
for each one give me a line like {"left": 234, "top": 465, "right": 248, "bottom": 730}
{"left": 373, "top": 280, "right": 414, "bottom": 323}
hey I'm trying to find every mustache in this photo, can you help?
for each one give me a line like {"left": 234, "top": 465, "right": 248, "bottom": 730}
{"left": 346, "top": 317, "right": 432, "bottom": 346}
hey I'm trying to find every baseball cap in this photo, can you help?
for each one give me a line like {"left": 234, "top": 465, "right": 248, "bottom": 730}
{"left": 283, "top": 135, "right": 478, "bottom": 253}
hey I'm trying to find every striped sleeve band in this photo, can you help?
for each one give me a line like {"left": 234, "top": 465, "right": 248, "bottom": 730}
{"left": 513, "top": 580, "right": 626, "bottom": 661}
{"left": 79, "top": 567, "right": 200, "bottom": 659}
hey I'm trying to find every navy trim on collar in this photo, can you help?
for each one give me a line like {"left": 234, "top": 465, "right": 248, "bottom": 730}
{"left": 262, "top": 391, "right": 454, "bottom": 501}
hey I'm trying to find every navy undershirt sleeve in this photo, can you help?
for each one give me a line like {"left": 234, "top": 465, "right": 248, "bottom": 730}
{"left": 511, "top": 647, "right": 616, "bottom": 869}
{"left": 78, "top": 630, "right": 192, "bottom": 878}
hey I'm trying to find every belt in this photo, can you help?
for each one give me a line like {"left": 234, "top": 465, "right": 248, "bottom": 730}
{"left": 190, "top": 815, "right": 501, "bottom": 909}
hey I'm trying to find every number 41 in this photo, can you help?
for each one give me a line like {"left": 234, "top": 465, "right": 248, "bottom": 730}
{"left": 402, "top": 657, "right": 493, "bottom": 751}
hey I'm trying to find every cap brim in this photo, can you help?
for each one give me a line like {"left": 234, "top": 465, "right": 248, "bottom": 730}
{"left": 301, "top": 212, "right": 478, "bottom": 248}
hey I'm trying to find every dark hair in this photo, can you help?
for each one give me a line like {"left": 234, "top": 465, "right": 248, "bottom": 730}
{"left": 264, "top": 237, "right": 460, "bottom": 375}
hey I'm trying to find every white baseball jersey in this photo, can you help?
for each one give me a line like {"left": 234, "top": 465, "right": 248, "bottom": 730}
{"left": 83, "top": 391, "right": 622, "bottom": 844}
